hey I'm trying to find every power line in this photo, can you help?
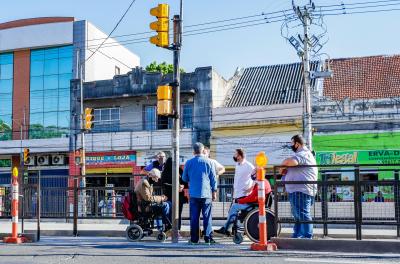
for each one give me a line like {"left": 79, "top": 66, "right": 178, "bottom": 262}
{"left": 85, "top": 0, "right": 137, "bottom": 63}
{"left": 317, "top": 0, "right": 400, "bottom": 8}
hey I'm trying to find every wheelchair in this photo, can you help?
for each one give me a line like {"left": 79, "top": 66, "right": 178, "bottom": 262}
{"left": 126, "top": 194, "right": 171, "bottom": 242}
{"left": 230, "top": 194, "right": 281, "bottom": 244}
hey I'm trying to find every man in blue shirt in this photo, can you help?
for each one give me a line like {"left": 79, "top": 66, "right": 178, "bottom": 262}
{"left": 182, "top": 142, "right": 217, "bottom": 244}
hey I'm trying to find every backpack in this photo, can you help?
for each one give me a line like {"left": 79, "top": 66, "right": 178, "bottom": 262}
{"left": 122, "top": 191, "right": 137, "bottom": 221}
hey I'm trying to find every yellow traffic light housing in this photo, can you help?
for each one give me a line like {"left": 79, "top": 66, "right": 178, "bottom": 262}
{"left": 157, "top": 85, "right": 173, "bottom": 116}
{"left": 23, "top": 148, "right": 30, "bottom": 163}
{"left": 84, "top": 108, "right": 95, "bottom": 130}
{"left": 149, "top": 4, "right": 170, "bottom": 48}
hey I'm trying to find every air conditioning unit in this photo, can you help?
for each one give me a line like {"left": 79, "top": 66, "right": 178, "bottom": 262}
{"left": 37, "top": 155, "right": 49, "bottom": 166}
{"left": 24, "top": 156, "right": 35, "bottom": 166}
{"left": 52, "top": 155, "right": 65, "bottom": 165}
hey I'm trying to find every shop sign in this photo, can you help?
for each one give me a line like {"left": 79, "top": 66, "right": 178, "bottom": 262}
{"left": 86, "top": 154, "right": 136, "bottom": 165}
{"left": 317, "top": 150, "right": 400, "bottom": 165}
{"left": 0, "top": 159, "right": 11, "bottom": 168}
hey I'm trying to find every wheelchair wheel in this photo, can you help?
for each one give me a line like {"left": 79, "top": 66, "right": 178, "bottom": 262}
{"left": 244, "top": 208, "right": 279, "bottom": 243}
{"left": 157, "top": 232, "right": 167, "bottom": 242}
{"left": 233, "top": 232, "right": 244, "bottom": 244}
{"left": 126, "top": 224, "right": 143, "bottom": 242}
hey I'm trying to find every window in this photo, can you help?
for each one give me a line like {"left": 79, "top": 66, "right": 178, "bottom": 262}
{"left": 0, "top": 53, "right": 13, "bottom": 141}
{"left": 93, "top": 107, "right": 120, "bottom": 132}
{"left": 29, "top": 45, "right": 73, "bottom": 139}
{"left": 143, "top": 106, "right": 173, "bottom": 131}
{"left": 181, "top": 104, "right": 193, "bottom": 128}
{"left": 115, "top": 66, "right": 120, "bottom": 75}
{"left": 158, "top": 115, "right": 172, "bottom": 130}
{"left": 144, "top": 106, "right": 156, "bottom": 131}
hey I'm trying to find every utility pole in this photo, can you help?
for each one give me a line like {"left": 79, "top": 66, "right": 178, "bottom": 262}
{"left": 293, "top": 1, "right": 314, "bottom": 150}
{"left": 171, "top": 0, "right": 183, "bottom": 244}
{"left": 78, "top": 49, "right": 86, "bottom": 217}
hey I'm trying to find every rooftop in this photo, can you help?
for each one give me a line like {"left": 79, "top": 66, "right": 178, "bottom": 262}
{"left": 323, "top": 55, "right": 400, "bottom": 100}
{"left": 225, "top": 62, "right": 319, "bottom": 107}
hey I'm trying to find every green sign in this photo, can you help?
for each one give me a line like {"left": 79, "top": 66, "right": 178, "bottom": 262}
{"left": 0, "top": 159, "right": 11, "bottom": 168}
{"left": 317, "top": 150, "right": 400, "bottom": 165}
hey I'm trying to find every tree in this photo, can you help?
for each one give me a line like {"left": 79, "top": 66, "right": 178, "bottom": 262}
{"left": 0, "top": 120, "right": 12, "bottom": 141}
{"left": 145, "top": 61, "right": 185, "bottom": 75}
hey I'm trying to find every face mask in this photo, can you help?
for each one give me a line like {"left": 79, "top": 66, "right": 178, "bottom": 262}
{"left": 148, "top": 177, "right": 155, "bottom": 185}
{"left": 291, "top": 144, "right": 298, "bottom": 152}
{"left": 233, "top": 156, "right": 238, "bottom": 162}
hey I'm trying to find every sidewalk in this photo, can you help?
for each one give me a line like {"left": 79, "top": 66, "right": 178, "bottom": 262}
{"left": 0, "top": 219, "right": 399, "bottom": 239}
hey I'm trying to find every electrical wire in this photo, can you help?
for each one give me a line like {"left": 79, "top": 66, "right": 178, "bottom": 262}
{"left": 85, "top": 0, "right": 137, "bottom": 63}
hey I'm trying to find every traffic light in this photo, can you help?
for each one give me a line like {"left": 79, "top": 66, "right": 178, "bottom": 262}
{"left": 149, "top": 4, "right": 170, "bottom": 48}
{"left": 23, "top": 148, "right": 30, "bottom": 164}
{"left": 84, "top": 108, "right": 94, "bottom": 130}
{"left": 157, "top": 85, "right": 173, "bottom": 116}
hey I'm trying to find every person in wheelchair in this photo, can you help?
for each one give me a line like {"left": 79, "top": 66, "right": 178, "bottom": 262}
{"left": 134, "top": 168, "right": 172, "bottom": 231}
{"left": 215, "top": 176, "right": 272, "bottom": 236}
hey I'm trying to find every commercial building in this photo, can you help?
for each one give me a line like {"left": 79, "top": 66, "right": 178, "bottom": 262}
{"left": 0, "top": 17, "right": 140, "bottom": 185}
{"left": 312, "top": 55, "right": 400, "bottom": 200}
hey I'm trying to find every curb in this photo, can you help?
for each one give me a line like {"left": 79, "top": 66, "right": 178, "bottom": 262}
{"left": 2, "top": 230, "right": 398, "bottom": 240}
{"left": 271, "top": 237, "right": 400, "bottom": 254}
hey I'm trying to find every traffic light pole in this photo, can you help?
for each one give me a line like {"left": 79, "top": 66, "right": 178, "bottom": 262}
{"left": 171, "top": 0, "right": 183, "bottom": 244}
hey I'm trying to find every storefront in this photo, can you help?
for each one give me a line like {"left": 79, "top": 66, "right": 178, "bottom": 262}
{"left": 313, "top": 132, "right": 400, "bottom": 201}
{"left": 69, "top": 150, "right": 141, "bottom": 187}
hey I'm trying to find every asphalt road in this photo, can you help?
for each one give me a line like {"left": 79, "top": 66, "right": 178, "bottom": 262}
{"left": 0, "top": 237, "right": 399, "bottom": 264}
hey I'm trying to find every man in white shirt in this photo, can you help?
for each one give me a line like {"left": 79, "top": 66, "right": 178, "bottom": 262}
{"left": 232, "top": 148, "right": 255, "bottom": 200}
{"left": 215, "top": 148, "right": 254, "bottom": 235}
{"left": 203, "top": 147, "right": 225, "bottom": 176}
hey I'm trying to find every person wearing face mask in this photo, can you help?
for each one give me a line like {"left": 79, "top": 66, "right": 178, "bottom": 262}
{"left": 182, "top": 142, "right": 217, "bottom": 245}
{"left": 214, "top": 149, "right": 255, "bottom": 235}
{"left": 232, "top": 148, "right": 255, "bottom": 201}
{"left": 280, "top": 134, "right": 318, "bottom": 239}
{"left": 135, "top": 168, "right": 171, "bottom": 231}
{"left": 142, "top": 151, "right": 167, "bottom": 175}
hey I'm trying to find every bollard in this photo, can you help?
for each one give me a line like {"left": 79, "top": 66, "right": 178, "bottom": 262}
{"left": 111, "top": 190, "right": 116, "bottom": 218}
{"left": 250, "top": 152, "right": 277, "bottom": 252}
{"left": 3, "top": 167, "right": 23, "bottom": 244}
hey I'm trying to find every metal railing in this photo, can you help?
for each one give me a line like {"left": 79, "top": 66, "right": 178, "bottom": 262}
{"left": 1, "top": 166, "right": 398, "bottom": 240}
{"left": 0, "top": 174, "right": 235, "bottom": 219}
{"left": 273, "top": 164, "right": 400, "bottom": 240}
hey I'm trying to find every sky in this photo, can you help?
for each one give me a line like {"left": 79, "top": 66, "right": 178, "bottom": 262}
{"left": 1, "top": 0, "right": 399, "bottom": 79}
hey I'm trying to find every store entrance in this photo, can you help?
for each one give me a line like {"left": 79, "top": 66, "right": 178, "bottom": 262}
{"left": 86, "top": 175, "right": 131, "bottom": 188}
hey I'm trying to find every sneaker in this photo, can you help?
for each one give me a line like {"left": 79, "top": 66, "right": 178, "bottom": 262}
{"left": 214, "top": 227, "right": 231, "bottom": 236}
{"left": 188, "top": 240, "right": 199, "bottom": 245}
{"left": 204, "top": 237, "right": 217, "bottom": 245}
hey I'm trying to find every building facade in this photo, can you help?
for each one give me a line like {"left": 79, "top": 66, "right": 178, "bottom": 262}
{"left": 312, "top": 55, "right": 400, "bottom": 200}
{"left": 0, "top": 17, "right": 140, "bottom": 184}
{"left": 212, "top": 63, "right": 319, "bottom": 171}
{"left": 69, "top": 66, "right": 229, "bottom": 187}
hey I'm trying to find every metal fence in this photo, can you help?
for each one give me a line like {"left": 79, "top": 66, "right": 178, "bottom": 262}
{"left": 1, "top": 166, "right": 399, "bottom": 240}
{"left": 273, "top": 164, "right": 400, "bottom": 240}
{"left": 0, "top": 174, "right": 235, "bottom": 220}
